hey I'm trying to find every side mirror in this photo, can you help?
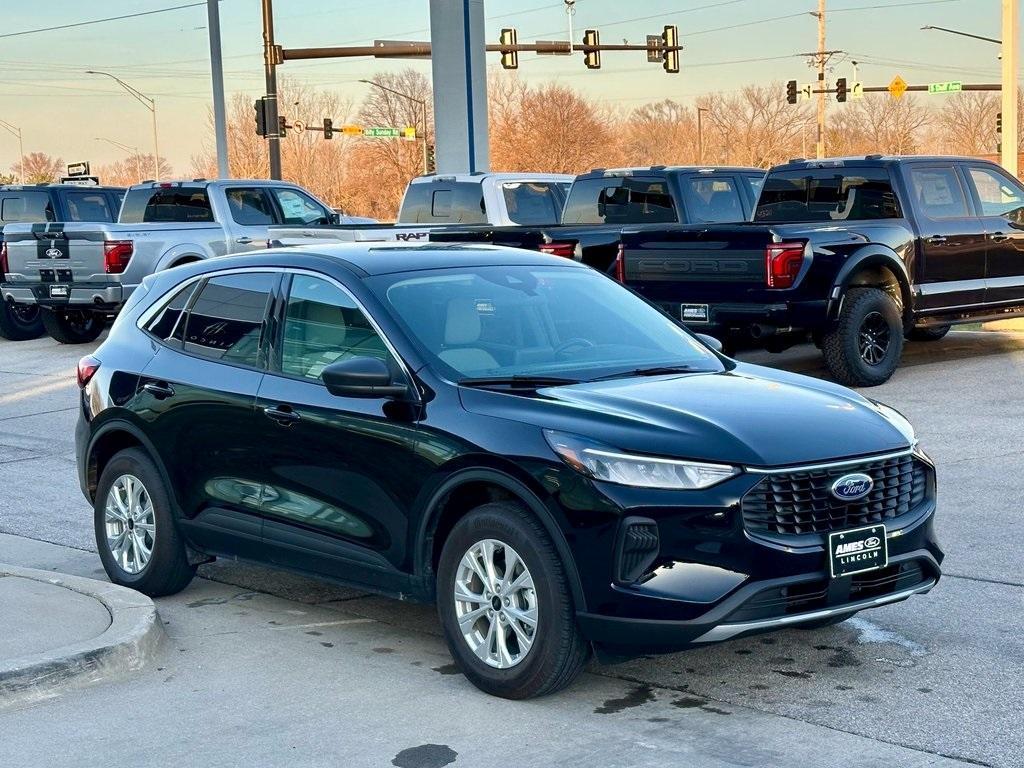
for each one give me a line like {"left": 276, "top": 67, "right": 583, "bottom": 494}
{"left": 328, "top": 211, "right": 342, "bottom": 225}
{"left": 320, "top": 357, "right": 408, "bottom": 399}
{"left": 695, "top": 333, "right": 724, "bottom": 353}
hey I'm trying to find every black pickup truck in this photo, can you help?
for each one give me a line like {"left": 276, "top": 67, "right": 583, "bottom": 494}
{"left": 618, "top": 155, "right": 1024, "bottom": 386}
{"left": 0, "top": 183, "right": 124, "bottom": 340}
{"left": 431, "top": 166, "right": 765, "bottom": 273}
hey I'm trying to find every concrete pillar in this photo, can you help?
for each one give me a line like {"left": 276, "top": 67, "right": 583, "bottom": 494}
{"left": 1002, "top": 0, "right": 1019, "bottom": 175}
{"left": 428, "top": 0, "right": 490, "bottom": 173}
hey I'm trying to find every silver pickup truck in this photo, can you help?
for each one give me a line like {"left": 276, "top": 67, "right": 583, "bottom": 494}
{"left": 1, "top": 179, "right": 339, "bottom": 343}
{"left": 268, "top": 172, "right": 572, "bottom": 246}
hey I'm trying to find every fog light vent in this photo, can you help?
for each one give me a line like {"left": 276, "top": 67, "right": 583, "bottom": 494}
{"left": 616, "top": 517, "right": 660, "bottom": 584}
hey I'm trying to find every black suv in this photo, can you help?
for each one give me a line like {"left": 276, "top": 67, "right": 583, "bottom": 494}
{"left": 76, "top": 245, "right": 942, "bottom": 699}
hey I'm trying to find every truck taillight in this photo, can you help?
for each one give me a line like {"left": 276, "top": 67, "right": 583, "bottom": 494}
{"left": 103, "top": 240, "right": 134, "bottom": 274}
{"left": 539, "top": 241, "right": 576, "bottom": 259}
{"left": 77, "top": 355, "right": 101, "bottom": 389}
{"left": 765, "top": 242, "right": 805, "bottom": 289}
{"left": 0, "top": 241, "right": 8, "bottom": 276}
{"left": 614, "top": 243, "right": 625, "bottom": 282}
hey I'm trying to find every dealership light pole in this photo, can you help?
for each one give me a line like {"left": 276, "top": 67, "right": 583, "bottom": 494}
{"left": 207, "top": 0, "right": 229, "bottom": 177}
{"left": 359, "top": 79, "right": 430, "bottom": 174}
{"left": 95, "top": 137, "right": 143, "bottom": 182}
{"left": 0, "top": 120, "right": 25, "bottom": 183}
{"left": 1001, "top": 0, "right": 1019, "bottom": 175}
{"left": 86, "top": 70, "right": 161, "bottom": 180}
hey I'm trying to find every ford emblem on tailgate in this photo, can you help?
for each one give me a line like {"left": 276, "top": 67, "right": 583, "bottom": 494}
{"left": 45, "top": 247, "right": 63, "bottom": 258}
{"left": 831, "top": 473, "right": 874, "bottom": 502}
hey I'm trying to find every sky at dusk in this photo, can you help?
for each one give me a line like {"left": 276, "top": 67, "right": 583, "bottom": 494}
{"left": 0, "top": 0, "right": 1011, "bottom": 173}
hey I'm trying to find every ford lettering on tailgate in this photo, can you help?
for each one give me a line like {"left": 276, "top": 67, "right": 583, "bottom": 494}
{"left": 626, "top": 249, "right": 765, "bottom": 282}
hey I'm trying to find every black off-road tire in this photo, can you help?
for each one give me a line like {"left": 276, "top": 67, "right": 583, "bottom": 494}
{"left": 437, "top": 501, "right": 590, "bottom": 699}
{"left": 94, "top": 448, "right": 196, "bottom": 597}
{"left": 822, "top": 288, "right": 904, "bottom": 387}
{"left": 40, "top": 307, "right": 104, "bottom": 344}
{"left": 0, "top": 302, "right": 44, "bottom": 341}
{"left": 906, "top": 324, "right": 951, "bottom": 342}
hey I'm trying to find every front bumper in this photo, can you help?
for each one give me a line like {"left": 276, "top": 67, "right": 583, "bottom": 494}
{"left": 2, "top": 282, "right": 123, "bottom": 309}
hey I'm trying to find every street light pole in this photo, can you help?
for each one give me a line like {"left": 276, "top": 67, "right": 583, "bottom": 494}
{"left": 696, "top": 106, "right": 710, "bottom": 164}
{"left": 359, "top": 79, "right": 430, "bottom": 175}
{"left": 1002, "top": 0, "right": 1019, "bottom": 175}
{"left": 207, "top": 0, "right": 229, "bottom": 177}
{"left": 0, "top": 120, "right": 25, "bottom": 183}
{"left": 86, "top": 70, "right": 161, "bottom": 180}
{"left": 95, "top": 137, "right": 142, "bottom": 182}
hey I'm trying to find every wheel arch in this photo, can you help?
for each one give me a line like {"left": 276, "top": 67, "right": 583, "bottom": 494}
{"left": 830, "top": 247, "right": 912, "bottom": 323}
{"left": 414, "top": 467, "right": 588, "bottom": 613}
{"left": 86, "top": 419, "right": 174, "bottom": 507}
{"left": 155, "top": 244, "right": 210, "bottom": 272}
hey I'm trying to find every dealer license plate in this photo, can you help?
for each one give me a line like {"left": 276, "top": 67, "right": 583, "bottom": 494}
{"left": 828, "top": 524, "right": 888, "bottom": 578}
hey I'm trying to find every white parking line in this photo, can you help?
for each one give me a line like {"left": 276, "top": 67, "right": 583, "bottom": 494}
{"left": 0, "top": 378, "right": 74, "bottom": 406}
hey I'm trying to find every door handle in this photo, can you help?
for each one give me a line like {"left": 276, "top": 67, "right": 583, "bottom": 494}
{"left": 988, "top": 232, "right": 1010, "bottom": 242}
{"left": 264, "top": 405, "right": 300, "bottom": 426}
{"left": 142, "top": 382, "right": 175, "bottom": 400}
{"left": 926, "top": 236, "right": 948, "bottom": 246}
{"left": 235, "top": 236, "right": 254, "bottom": 245}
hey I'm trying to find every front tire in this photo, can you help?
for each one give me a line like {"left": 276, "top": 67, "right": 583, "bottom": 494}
{"left": 40, "top": 307, "right": 104, "bottom": 344}
{"left": 0, "top": 301, "right": 44, "bottom": 341}
{"left": 907, "top": 324, "right": 950, "bottom": 342}
{"left": 94, "top": 448, "right": 196, "bottom": 597}
{"left": 821, "top": 287, "right": 904, "bottom": 387}
{"left": 436, "top": 502, "right": 589, "bottom": 699}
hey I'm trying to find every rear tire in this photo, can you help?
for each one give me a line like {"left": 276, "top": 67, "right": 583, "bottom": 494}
{"left": 94, "top": 448, "right": 196, "bottom": 597}
{"left": 436, "top": 501, "right": 589, "bottom": 699}
{"left": 906, "top": 324, "right": 950, "bottom": 342}
{"left": 40, "top": 307, "right": 104, "bottom": 344}
{"left": 0, "top": 302, "right": 44, "bottom": 341}
{"left": 821, "top": 288, "right": 903, "bottom": 387}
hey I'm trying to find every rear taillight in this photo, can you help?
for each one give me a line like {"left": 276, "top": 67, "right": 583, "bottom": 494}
{"left": 614, "top": 243, "right": 625, "bottom": 282}
{"left": 765, "top": 242, "right": 805, "bottom": 289}
{"left": 77, "top": 355, "right": 100, "bottom": 389}
{"left": 538, "top": 241, "right": 576, "bottom": 259}
{"left": 0, "top": 241, "right": 8, "bottom": 276}
{"left": 103, "top": 240, "right": 134, "bottom": 274}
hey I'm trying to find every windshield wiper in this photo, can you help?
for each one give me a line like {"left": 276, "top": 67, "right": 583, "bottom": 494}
{"left": 457, "top": 375, "right": 581, "bottom": 389}
{"left": 590, "top": 365, "right": 702, "bottom": 382}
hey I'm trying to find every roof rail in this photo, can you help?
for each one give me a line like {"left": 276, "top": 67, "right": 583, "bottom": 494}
{"left": 788, "top": 157, "right": 806, "bottom": 164}
{"left": 865, "top": 154, "right": 884, "bottom": 160}
{"left": 590, "top": 168, "right": 606, "bottom": 174}
{"left": 192, "top": 178, "right": 207, "bottom": 182}
{"left": 140, "top": 179, "right": 155, "bottom": 184}
{"left": 650, "top": 164, "right": 667, "bottom": 171}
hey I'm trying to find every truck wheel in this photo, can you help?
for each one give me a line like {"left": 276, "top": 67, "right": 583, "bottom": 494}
{"left": 822, "top": 288, "right": 904, "bottom": 387}
{"left": 0, "top": 302, "right": 44, "bottom": 341}
{"left": 40, "top": 307, "right": 104, "bottom": 344}
{"left": 436, "top": 501, "right": 590, "bottom": 699}
{"left": 906, "top": 324, "right": 950, "bottom": 342}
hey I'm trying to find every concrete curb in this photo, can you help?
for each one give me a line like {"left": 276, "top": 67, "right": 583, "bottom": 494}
{"left": 0, "top": 564, "right": 165, "bottom": 708}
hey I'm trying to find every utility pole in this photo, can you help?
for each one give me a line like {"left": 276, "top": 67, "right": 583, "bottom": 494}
{"left": 0, "top": 120, "right": 25, "bottom": 183}
{"left": 207, "top": 0, "right": 229, "bottom": 178}
{"left": 696, "top": 106, "right": 710, "bottom": 164}
{"left": 815, "top": 0, "right": 827, "bottom": 159}
{"left": 1002, "top": 0, "right": 1019, "bottom": 175}
{"left": 261, "top": 0, "right": 282, "bottom": 180}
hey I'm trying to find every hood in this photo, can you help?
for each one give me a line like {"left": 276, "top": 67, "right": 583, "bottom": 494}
{"left": 458, "top": 363, "right": 912, "bottom": 467}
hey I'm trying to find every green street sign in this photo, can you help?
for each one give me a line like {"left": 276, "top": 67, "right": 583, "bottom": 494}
{"left": 928, "top": 81, "right": 963, "bottom": 94}
{"left": 363, "top": 127, "right": 402, "bottom": 138}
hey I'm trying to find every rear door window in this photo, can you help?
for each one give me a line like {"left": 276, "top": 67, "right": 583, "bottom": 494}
{"left": 562, "top": 177, "right": 679, "bottom": 225}
{"left": 64, "top": 190, "right": 116, "bottom": 222}
{"left": 755, "top": 167, "right": 901, "bottom": 222}
{"left": 144, "top": 282, "right": 199, "bottom": 345}
{"left": 120, "top": 186, "right": 214, "bottom": 223}
{"left": 225, "top": 187, "right": 276, "bottom": 225}
{"left": 182, "top": 273, "right": 275, "bottom": 367}
{"left": 683, "top": 176, "right": 745, "bottom": 223}
{"left": 0, "top": 191, "right": 55, "bottom": 223}
{"left": 907, "top": 166, "right": 971, "bottom": 220}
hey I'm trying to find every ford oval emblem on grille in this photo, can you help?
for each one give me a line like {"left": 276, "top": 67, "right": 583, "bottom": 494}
{"left": 831, "top": 473, "right": 874, "bottom": 502}
{"left": 45, "top": 247, "right": 63, "bottom": 258}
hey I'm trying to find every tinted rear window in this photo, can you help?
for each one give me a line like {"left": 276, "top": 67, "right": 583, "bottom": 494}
{"left": 562, "top": 177, "right": 678, "bottom": 225}
{"left": 398, "top": 182, "right": 487, "bottom": 224}
{"left": 501, "top": 182, "right": 566, "bottom": 225}
{"left": 755, "top": 168, "right": 901, "bottom": 222}
{"left": 682, "top": 177, "right": 745, "bottom": 223}
{"left": 120, "top": 187, "right": 214, "bottom": 224}
{"left": 0, "top": 191, "right": 55, "bottom": 223}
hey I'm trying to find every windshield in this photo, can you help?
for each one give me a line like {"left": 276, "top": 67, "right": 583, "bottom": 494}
{"left": 368, "top": 265, "right": 722, "bottom": 382}
{"left": 754, "top": 167, "right": 901, "bottom": 223}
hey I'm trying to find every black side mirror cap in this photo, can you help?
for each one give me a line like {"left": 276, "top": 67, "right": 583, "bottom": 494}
{"left": 320, "top": 357, "right": 409, "bottom": 399}
{"left": 695, "top": 333, "right": 724, "bottom": 353}
{"left": 328, "top": 212, "right": 341, "bottom": 225}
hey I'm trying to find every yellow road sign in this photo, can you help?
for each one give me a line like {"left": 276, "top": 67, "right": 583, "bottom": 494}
{"left": 888, "top": 75, "right": 908, "bottom": 100}
{"left": 402, "top": 127, "right": 417, "bottom": 141}
{"left": 341, "top": 124, "right": 363, "bottom": 136}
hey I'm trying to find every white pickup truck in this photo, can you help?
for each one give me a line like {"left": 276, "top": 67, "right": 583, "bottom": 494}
{"left": 0, "top": 179, "right": 342, "bottom": 343}
{"left": 268, "top": 172, "right": 572, "bottom": 246}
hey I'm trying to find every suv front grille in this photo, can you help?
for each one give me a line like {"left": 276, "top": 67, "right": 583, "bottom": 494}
{"left": 741, "top": 453, "right": 928, "bottom": 538}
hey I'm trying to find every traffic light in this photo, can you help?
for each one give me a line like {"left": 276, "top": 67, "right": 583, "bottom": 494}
{"left": 323, "top": 118, "right": 334, "bottom": 140}
{"left": 500, "top": 28, "right": 518, "bottom": 70}
{"left": 426, "top": 143, "right": 436, "bottom": 174}
{"left": 836, "top": 77, "right": 848, "bottom": 103}
{"left": 997, "top": 111, "right": 1003, "bottom": 134}
{"left": 583, "top": 28, "right": 601, "bottom": 69}
{"left": 254, "top": 97, "right": 269, "bottom": 137}
{"left": 786, "top": 80, "right": 798, "bottom": 105}
{"left": 662, "top": 25, "right": 679, "bottom": 74}
{"left": 278, "top": 116, "right": 287, "bottom": 138}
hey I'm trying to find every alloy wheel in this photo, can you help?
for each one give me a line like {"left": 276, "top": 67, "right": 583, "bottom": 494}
{"left": 104, "top": 474, "right": 156, "bottom": 574}
{"left": 454, "top": 539, "right": 538, "bottom": 669}
{"left": 858, "top": 311, "right": 891, "bottom": 366}
{"left": 9, "top": 303, "right": 39, "bottom": 326}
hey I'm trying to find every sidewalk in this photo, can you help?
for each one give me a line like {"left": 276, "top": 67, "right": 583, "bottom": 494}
{"left": 0, "top": 561, "right": 164, "bottom": 708}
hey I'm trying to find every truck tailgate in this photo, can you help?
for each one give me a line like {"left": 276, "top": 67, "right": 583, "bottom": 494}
{"left": 1, "top": 223, "right": 119, "bottom": 303}
{"left": 621, "top": 226, "right": 771, "bottom": 287}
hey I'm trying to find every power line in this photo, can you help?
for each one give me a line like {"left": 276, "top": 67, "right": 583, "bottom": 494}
{"left": 0, "top": 2, "right": 212, "bottom": 40}
{"left": 831, "top": 0, "right": 964, "bottom": 12}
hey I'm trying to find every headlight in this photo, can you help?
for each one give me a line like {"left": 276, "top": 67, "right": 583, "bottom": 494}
{"left": 544, "top": 430, "right": 738, "bottom": 490}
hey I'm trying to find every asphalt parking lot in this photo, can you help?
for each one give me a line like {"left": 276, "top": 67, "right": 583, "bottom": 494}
{"left": 1, "top": 329, "right": 1022, "bottom": 768}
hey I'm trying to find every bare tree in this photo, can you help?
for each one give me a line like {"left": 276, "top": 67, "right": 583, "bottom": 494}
{"left": 850, "top": 95, "right": 931, "bottom": 155}
{"left": 703, "top": 85, "right": 811, "bottom": 167}
{"left": 96, "top": 154, "right": 172, "bottom": 186}
{"left": 620, "top": 100, "right": 698, "bottom": 166}
{"left": 934, "top": 91, "right": 999, "bottom": 154}
{"left": 15, "top": 152, "right": 63, "bottom": 183}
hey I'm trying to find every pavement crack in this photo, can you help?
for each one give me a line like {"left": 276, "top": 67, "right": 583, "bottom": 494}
{"left": 942, "top": 571, "right": 1024, "bottom": 588}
